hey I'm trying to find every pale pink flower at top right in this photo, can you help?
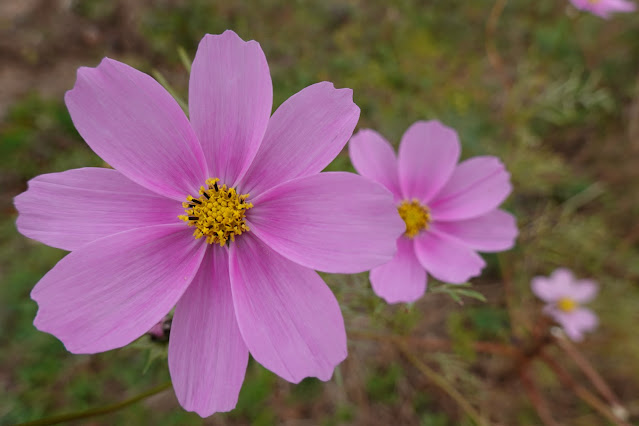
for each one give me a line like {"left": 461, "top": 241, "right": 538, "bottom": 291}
{"left": 569, "top": 0, "right": 636, "bottom": 18}
{"left": 349, "top": 121, "right": 518, "bottom": 304}
{"left": 532, "top": 268, "right": 599, "bottom": 341}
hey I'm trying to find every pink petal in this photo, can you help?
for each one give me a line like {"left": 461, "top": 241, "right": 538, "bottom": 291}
{"left": 31, "top": 224, "right": 206, "bottom": 353}
{"left": 550, "top": 268, "right": 575, "bottom": 288}
{"left": 239, "top": 82, "right": 360, "bottom": 196}
{"left": 229, "top": 234, "right": 346, "bottom": 383}
{"left": 432, "top": 209, "right": 518, "bottom": 253}
{"left": 189, "top": 31, "right": 273, "bottom": 185}
{"left": 169, "top": 246, "right": 248, "bottom": 417}
{"left": 413, "top": 229, "right": 486, "bottom": 284}
{"left": 348, "top": 129, "right": 402, "bottom": 199}
{"left": 430, "top": 156, "right": 512, "bottom": 221}
{"left": 14, "top": 168, "right": 181, "bottom": 251}
{"left": 531, "top": 277, "right": 564, "bottom": 303}
{"left": 570, "top": 0, "right": 636, "bottom": 18}
{"left": 65, "top": 58, "right": 208, "bottom": 201}
{"left": 370, "top": 237, "right": 427, "bottom": 304}
{"left": 248, "top": 172, "right": 404, "bottom": 273}
{"left": 570, "top": 279, "right": 599, "bottom": 303}
{"left": 551, "top": 308, "right": 598, "bottom": 342}
{"left": 398, "top": 121, "right": 460, "bottom": 203}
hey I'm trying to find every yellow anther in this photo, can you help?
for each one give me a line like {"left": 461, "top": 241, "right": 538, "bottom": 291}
{"left": 397, "top": 199, "right": 431, "bottom": 238}
{"left": 179, "top": 178, "right": 253, "bottom": 246}
{"left": 557, "top": 297, "right": 578, "bottom": 313}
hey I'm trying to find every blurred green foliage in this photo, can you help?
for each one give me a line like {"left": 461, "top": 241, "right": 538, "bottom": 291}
{"left": 2, "top": 0, "right": 639, "bottom": 424}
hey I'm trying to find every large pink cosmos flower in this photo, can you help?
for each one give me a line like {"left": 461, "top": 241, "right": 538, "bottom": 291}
{"left": 532, "top": 268, "right": 599, "bottom": 342}
{"left": 569, "top": 0, "right": 636, "bottom": 18}
{"left": 349, "top": 121, "right": 518, "bottom": 304}
{"left": 14, "top": 31, "right": 404, "bottom": 417}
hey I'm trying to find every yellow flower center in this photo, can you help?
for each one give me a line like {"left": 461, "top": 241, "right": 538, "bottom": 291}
{"left": 178, "top": 178, "right": 253, "bottom": 246}
{"left": 397, "top": 199, "right": 431, "bottom": 238}
{"left": 557, "top": 297, "right": 578, "bottom": 313}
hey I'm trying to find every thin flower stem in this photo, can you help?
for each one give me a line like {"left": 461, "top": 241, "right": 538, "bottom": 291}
{"left": 519, "top": 368, "right": 559, "bottom": 426}
{"left": 540, "top": 352, "right": 630, "bottom": 426}
{"left": 151, "top": 69, "right": 189, "bottom": 115}
{"left": 485, "top": 0, "right": 511, "bottom": 92}
{"left": 396, "top": 341, "right": 490, "bottom": 426}
{"left": 16, "top": 381, "right": 172, "bottom": 426}
{"left": 177, "top": 46, "right": 192, "bottom": 73}
{"left": 552, "top": 330, "right": 628, "bottom": 420}
{"left": 497, "top": 253, "right": 523, "bottom": 339}
{"left": 510, "top": 317, "right": 554, "bottom": 374}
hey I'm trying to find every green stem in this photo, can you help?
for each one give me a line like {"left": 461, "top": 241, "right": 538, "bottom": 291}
{"left": 16, "top": 381, "right": 172, "bottom": 426}
{"left": 151, "top": 69, "right": 189, "bottom": 115}
{"left": 396, "top": 341, "right": 489, "bottom": 426}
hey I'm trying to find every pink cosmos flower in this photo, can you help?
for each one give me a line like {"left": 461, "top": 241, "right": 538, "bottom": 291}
{"left": 531, "top": 268, "right": 599, "bottom": 342}
{"left": 349, "top": 121, "right": 518, "bottom": 304}
{"left": 14, "top": 31, "right": 404, "bottom": 417}
{"left": 569, "top": 0, "right": 636, "bottom": 18}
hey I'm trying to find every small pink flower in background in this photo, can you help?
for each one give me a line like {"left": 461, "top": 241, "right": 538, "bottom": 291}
{"left": 569, "top": 0, "right": 636, "bottom": 18}
{"left": 349, "top": 121, "right": 518, "bottom": 304}
{"left": 532, "top": 268, "right": 599, "bottom": 342}
{"left": 14, "top": 30, "right": 404, "bottom": 417}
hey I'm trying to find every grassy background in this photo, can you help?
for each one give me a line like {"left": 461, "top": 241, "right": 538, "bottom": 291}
{"left": 1, "top": 0, "right": 639, "bottom": 424}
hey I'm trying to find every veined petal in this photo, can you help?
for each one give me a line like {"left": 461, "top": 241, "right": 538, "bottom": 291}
{"left": 189, "top": 31, "right": 273, "bottom": 185}
{"left": 432, "top": 209, "right": 518, "bottom": 253}
{"left": 169, "top": 246, "right": 248, "bottom": 417}
{"left": 398, "top": 121, "right": 460, "bottom": 203}
{"left": 239, "top": 82, "right": 360, "bottom": 196}
{"left": 370, "top": 237, "right": 427, "bottom": 304}
{"left": 430, "top": 156, "right": 512, "bottom": 221}
{"left": 348, "top": 129, "right": 402, "bottom": 199}
{"left": 229, "top": 234, "right": 346, "bottom": 383}
{"left": 248, "top": 172, "right": 404, "bottom": 273}
{"left": 65, "top": 58, "right": 207, "bottom": 200}
{"left": 413, "top": 229, "right": 486, "bottom": 284}
{"left": 15, "top": 168, "right": 181, "bottom": 251}
{"left": 32, "top": 224, "right": 206, "bottom": 354}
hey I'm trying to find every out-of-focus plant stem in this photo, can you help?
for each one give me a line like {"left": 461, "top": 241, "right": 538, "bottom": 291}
{"left": 151, "top": 69, "right": 188, "bottom": 114}
{"left": 520, "top": 368, "right": 559, "bottom": 426}
{"left": 485, "top": 0, "right": 511, "bottom": 94}
{"left": 540, "top": 352, "right": 630, "bottom": 426}
{"left": 16, "top": 381, "right": 172, "bottom": 426}
{"left": 496, "top": 252, "right": 522, "bottom": 338}
{"left": 396, "top": 341, "right": 489, "bottom": 426}
{"left": 552, "top": 329, "right": 629, "bottom": 421}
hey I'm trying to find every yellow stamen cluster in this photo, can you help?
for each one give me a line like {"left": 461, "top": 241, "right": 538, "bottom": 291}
{"left": 557, "top": 297, "right": 578, "bottom": 313}
{"left": 397, "top": 199, "right": 431, "bottom": 238}
{"left": 178, "top": 178, "right": 253, "bottom": 246}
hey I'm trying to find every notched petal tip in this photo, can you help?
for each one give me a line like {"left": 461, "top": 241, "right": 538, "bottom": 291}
{"left": 181, "top": 397, "right": 240, "bottom": 418}
{"left": 201, "top": 30, "right": 262, "bottom": 50}
{"left": 315, "top": 81, "right": 357, "bottom": 103}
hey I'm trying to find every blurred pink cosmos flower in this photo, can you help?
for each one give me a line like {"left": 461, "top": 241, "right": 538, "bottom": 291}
{"left": 532, "top": 268, "right": 599, "bottom": 342}
{"left": 349, "top": 121, "right": 518, "bottom": 304}
{"left": 14, "top": 30, "right": 404, "bottom": 417}
{"left": 569, "top": 0, "right": 636, "bottom": 18}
